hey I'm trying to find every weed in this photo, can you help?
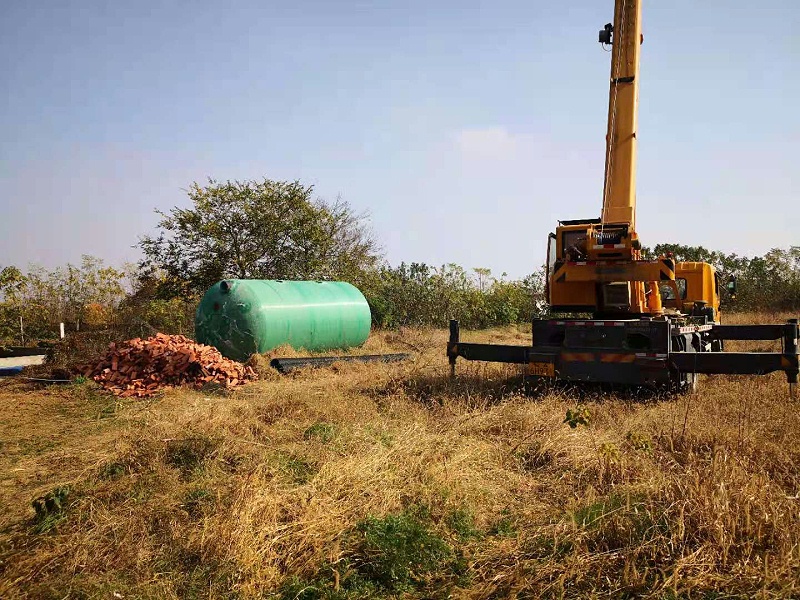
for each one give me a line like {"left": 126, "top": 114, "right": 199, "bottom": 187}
{"left": 598, "top": 441, "right": 620, "bottom": 463}
{"left": 277, "top": 452, "right": 318, "bottom": 484}
{"left": 165, "top": 435, "right": 219, "bottom": 477}
{"left": 489, "top": 510, "right": 517, "bottom": 538}
{"left": 19, "top": 437, "right": 58, "bottom": 455}
{"left": 159, "top": 550, "right": 240, "bottom": 600}
{"left": 128, "top": 473, "right": 161, "bottom": 503}
{"left": 524, "top": 535, "right": 574, "bottom": 560}
{"left": 572, "top": 493, "right": 627, "bottom": 528}
{"left": 67, "top": 377, "right": 107, "bottom": 403}
{"left": 303, "top": 422, "right": 337, "bottom": 443}
{"left": 625, "top": 430, "right": 653, "bottom": 452}
{"left": 100, "top": 461, "right": 126, "bottom": 479}
{"left": 571, "top": 492, "right": 663, "bottom": 552}
{"left": 279, "top": 570, "right": 379, "bottom": 600}
{"left": 182, "top": 487, "right": 215, "bottom": 518}
{"left": 349, "top": 510, "right": 454, "bottom": 593}
{"left": 96, "top": 399, "right": 119, "bottom": 419}
{"left": 564, "top": 406, "right": 590, "bottom": 428}
{"left": 363, "top": 425, "right": 393, "bottom": 448}
{"left": 31, "top": 486, "right": 71, "bottom": 534}
{"left": 445, "top": 507, "right": 481, "bottom": 541}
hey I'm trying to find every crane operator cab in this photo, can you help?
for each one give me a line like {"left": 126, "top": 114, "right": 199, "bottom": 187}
{"left": 546, "top": 220, "right": 721, "bottom": 322}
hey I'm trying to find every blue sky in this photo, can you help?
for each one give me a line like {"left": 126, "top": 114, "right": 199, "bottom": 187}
{"left": 1, "top": 0, "right": 797, "bottom": 278}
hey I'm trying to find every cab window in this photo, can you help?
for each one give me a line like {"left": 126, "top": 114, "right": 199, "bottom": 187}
{"left": 562, "top": 230, "right": 587, "bottom": 260}
{"left": 659, "top": 278, "right": 687, "bottom": 300}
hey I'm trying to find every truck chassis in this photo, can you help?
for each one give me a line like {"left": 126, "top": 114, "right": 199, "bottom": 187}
{"left": 447, "top": 318, "right": 799, "bottom": 396}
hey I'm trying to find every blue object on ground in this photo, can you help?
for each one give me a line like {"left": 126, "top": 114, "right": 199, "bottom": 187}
{"left": 0, "top": 366, "right": 25, "bottom": 377}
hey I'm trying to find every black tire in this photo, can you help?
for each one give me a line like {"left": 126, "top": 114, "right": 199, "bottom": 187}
{"left": 670, "top": 371, "right": 698, "bottom": 394}
{"left": 523, "top": 376, "right": 547, "bottom": 396}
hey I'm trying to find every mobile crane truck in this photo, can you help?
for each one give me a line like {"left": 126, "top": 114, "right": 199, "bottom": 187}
{"left": 446, "top": 0, "right": 798, "bottom": 396}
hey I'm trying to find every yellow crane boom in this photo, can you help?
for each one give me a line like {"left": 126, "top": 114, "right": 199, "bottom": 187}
{"left": 547, "top": 0, "right": 673, "bottom": 317}
{"left": 601, "top": 0, "right": 642, "bottom": 230}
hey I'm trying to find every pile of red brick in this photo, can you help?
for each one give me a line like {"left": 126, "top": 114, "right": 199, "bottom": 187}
{"left": 81, "top": 333, "right": 257, "bottom": 397}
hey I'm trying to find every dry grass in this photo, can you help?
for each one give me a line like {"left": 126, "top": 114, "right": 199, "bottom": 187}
{"left": 0, "top": 319, "right": 799, "bottom": 599}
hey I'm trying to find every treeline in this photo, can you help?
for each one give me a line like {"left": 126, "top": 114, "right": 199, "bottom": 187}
{"left": 0, "top": 258, "right": 195, "bottom": 344}
{"left": 0, "top": 259, "right": 544, "bottom": 344}
{"left": 1, "top": 178, "right": 797, "bottom": 344}
{"left": 360, "top": 263, "right": 546, "bottom": 329}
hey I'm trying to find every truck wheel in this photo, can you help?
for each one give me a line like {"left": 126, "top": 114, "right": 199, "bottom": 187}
{"left": 523, "top": 376, "right": 547, "bottom": 396}
{"left": 671, "top": 372, "right": 698, "bottom": 394}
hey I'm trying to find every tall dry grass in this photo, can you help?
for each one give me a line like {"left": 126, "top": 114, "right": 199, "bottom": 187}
{"left": 0, "top": 320, "right": 798, "bottom": 598}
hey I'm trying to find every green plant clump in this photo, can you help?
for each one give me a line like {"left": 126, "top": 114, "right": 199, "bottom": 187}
{"left": 351, "top": 511, "right": 452, "bottom": 591}
{"left": 280, "top": 508, "right": 463, "bottom": 598}
{"left": 165, "top": 435, "right": 219, "bottom": 478}
{"left": 31, "top": 486, "right": 71, "bottom": 534}
{"left": 303, "top": 422, "right": 337, "bottom": 443}
{"left": 445, "top": 507, "right": 481, "bottom": 541}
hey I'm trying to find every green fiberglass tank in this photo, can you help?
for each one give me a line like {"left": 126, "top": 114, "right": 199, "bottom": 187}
{"left": 195, "top": 280, "right": 371, "bottom": 361}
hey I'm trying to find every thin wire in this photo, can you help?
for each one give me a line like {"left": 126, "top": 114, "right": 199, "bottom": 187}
{"left": 600, "top": 0, "right": 628, "bottom": 234}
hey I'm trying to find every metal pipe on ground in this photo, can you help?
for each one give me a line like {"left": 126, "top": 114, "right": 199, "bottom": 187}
{"left": 270, "top": 353, "right": 410, "bottom": 374}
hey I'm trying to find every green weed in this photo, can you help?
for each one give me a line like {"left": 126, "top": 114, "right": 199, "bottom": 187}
{"left": 524, "top": 535, "right": 574, "bottom": 560}
{"left": 96, "top": 400, "right": 120, "bottom": 419}
{"left": 31, "top": 486, "right": 71, "bottom": 534}
{"left": 349, "top": 510, "right": 454, "bottom": 593}
{"left": 571, "top": 492, "right": 664, "bottom": 552}
{"left": 278, "top": 508, "right": 468, "bottom": 597}
{"left": 19, "top": 437, "right": 58, "bottom": 456}
{"left": 182, "top": 487, "right": 215, "bottom": 518}
{"left": 564, "top": 406, "right": 590, "bottom": 428}
{"left": 100, "top": 461, "right": 126, "bottom": 479}
{"left": 165, "top": 435, "right": 219, "bottom": 478}
{"left": 303, "top": 422, "right": 337, "bottom": 443}
{"left": 277, "top": 452, "right": 318, "bottom": 484}
{"left": 445, "top": 507, "right": 481, "bottom": 541}
{"left": 625, "top": 430, "right": 653, "bottom": 452}
{"left": 489, "top": 510, "right": 517, "bottom": 538}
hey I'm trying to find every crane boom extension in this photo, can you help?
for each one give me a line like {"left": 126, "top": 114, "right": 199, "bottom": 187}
{"left": 601, "top": 0, "right": 641, "bottom": 229}
{"left": 446, "top": 0, "right": 799, "bottom": 395}
{"left": 546, "top": 0, "right": 655, "bottom": 317}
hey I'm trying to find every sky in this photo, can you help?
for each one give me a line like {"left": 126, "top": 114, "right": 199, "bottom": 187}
{"left": 1, "top": 0, "right": 798, "bottom": 279}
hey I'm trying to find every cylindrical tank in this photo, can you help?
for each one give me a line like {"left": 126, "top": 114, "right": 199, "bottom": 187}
{"left": 195, "top": 280, "right": 371, "bottom": 361}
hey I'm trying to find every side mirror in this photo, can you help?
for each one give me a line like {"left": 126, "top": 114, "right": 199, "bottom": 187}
{"left": 726, "top": 277, "right": 737, "bottom": 299}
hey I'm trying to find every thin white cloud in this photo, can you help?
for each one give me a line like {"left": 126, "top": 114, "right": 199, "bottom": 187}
{"left": 454, "top": 127, "right": 521, "bottom": 160}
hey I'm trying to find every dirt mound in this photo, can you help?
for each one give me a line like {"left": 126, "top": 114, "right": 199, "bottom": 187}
{"left": 81, "top": 333, "right": 257, "bottom": 397}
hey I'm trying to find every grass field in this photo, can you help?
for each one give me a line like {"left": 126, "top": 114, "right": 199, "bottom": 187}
{"left": 1, "top": 313, "right": 798, "bottom": 599}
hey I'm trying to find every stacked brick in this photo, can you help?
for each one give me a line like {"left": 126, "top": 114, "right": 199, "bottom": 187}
{"left": 82, "top": 333, "right": 256, "bottom": 397}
